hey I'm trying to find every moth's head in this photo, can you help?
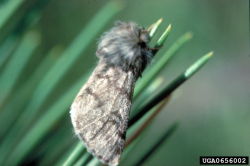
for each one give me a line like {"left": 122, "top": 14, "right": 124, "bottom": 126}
{"left": 138, "top": 27, "right": 149, "bottom": 43}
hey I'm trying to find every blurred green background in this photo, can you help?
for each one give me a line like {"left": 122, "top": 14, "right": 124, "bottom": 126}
{"left": 0, "top": 0, "right": 249, "bottom": 166}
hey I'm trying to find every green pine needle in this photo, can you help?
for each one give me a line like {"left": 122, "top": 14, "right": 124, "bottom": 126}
{"left": 154, "top": 23, "right": 171, "bottom": 49}
{"left": 1, "top": 71, "right": 91, "bottom": 166}
{"left": 134, "top": 31, "right": 193, "bottom": 100}
{"left": 148, "top": 18, "right": 163, "bottom": 38}
{"left": 0, "top": 31, "right": 40, "bottom": 108}
{"left": 129, "top": 51, "right": 213, "bottom": 127}
{"left": 184, "top": 51, "right": 213, "bottom": 78}
{"left": 62, "top": 142, "right": 85, "bottom": 166}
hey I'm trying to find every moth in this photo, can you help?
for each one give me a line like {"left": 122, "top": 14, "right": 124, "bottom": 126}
{"left": 70, "top": 21, "right": 155, "bottom": 165}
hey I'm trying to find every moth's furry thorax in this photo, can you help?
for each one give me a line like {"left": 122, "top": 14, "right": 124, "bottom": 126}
{"left": 96, "top": 21, "right": 153, "bottom": 77}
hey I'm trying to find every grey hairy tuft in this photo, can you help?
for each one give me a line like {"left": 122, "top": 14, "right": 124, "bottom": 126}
{"left": 96, "top": 21, "right": 153, "bottom": 76}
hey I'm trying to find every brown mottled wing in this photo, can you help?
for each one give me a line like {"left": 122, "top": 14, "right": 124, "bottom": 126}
{"left": 70, "top": 62, "right": 136, "bottom": 166}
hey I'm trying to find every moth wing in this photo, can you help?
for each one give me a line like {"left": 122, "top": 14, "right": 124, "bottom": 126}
{"left": 70, "top": 63, "right": 136, "bottom": 165}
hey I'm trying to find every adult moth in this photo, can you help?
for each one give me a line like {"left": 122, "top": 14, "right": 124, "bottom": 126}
{"left": 70, "top": 21, "right": 156, "bottom": 165}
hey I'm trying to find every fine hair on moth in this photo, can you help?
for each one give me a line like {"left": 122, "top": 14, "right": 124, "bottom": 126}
{"left": 70, "top": 21, "right": 161, "bottom": 165}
